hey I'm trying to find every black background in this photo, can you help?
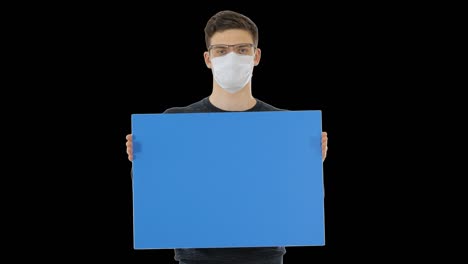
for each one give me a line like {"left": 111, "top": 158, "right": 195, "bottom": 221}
{"left": 10, "top": 1, "right": 429, "bottom": 262}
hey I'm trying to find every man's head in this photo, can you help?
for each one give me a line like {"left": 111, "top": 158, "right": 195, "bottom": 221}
{"left": 204, "top": 10, "right": 259, "bottom": 50}
{"left": 204, "top": 10, "right": 261, "bottom": 94}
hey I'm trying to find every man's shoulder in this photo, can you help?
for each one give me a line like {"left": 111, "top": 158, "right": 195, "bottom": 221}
{"left": 163, "top": 97, "right": 209, "bottom": 114}
{"left": 163, "top": 107, "right": 192, "bottom": 114}
{"left": 255, "top": 99, "right": 287, "bottom": 112}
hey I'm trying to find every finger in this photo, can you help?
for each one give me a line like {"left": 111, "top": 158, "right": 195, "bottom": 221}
{"left": 126, "top": 134, "right": 132, "bottom": 140}
{"left": 322, "top": 133, "right": 327, "bottom": 141}
{"left": 128, "top": 154, "right": 133, "bottom": 161}
{"left": 126, "top": 141, "right": 132, "bottom": 147}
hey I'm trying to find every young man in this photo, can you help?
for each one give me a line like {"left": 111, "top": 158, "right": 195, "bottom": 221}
{"left": 125, "top": 10, "right": 328, "bottom": 264}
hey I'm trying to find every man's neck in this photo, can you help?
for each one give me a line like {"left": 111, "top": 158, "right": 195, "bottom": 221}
{"left": 209, "top": 84, "right": 257, "bottom": 111}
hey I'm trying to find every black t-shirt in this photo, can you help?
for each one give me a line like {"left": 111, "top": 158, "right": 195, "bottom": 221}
{"left": 163, "top": 96, "right": 284, "bottom": 114}
{"left": 163, "top": 97, "right": 287, "bottom": 262}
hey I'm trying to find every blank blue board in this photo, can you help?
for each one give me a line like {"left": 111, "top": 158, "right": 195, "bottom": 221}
{"left": 131, "top": 110, "right": 325, "bottom": 249}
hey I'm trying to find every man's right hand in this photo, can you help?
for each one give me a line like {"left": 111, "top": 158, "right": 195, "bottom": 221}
{"left": 126, "top": 134, "right": 133, "bottom": 161}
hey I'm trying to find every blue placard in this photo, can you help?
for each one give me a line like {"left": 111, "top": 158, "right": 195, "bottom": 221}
{"left": 131, "top": 110, "right": 324, "bottom": 249}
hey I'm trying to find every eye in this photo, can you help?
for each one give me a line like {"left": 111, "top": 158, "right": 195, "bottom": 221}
{"left": 236, "top": 45, "right": 252, "bottom": 54}
{"left": 214, "top": 48, "right": 227, "bottom": 55}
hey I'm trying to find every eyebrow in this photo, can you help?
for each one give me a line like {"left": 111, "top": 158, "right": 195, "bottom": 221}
{"left": 210, "top": 43, "right": 253, "bottom": 47}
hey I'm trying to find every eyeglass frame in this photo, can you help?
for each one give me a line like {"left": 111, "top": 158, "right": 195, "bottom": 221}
{"left": 207, "top": 43, "right": 257, "bottom": 56}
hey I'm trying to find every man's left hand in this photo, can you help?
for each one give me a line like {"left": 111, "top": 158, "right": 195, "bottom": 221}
{"left": 322, "top": 132, "right": 328, "bottom": 162}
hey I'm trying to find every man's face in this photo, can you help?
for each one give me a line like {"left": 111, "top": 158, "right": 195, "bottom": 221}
{"left": 204, "top": 29, "right": 261, "bottom": 68}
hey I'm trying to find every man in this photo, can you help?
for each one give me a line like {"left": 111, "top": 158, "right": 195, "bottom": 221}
{"left": 125, "top": 10, "right": 328, "bottom": 264}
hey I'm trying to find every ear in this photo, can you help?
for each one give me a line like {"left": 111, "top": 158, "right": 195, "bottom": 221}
{"left": 254, "top": 48, "right": 261, "bottom": 66}
{"left": 204, "top": 51, "right": 212, "bottom": 69}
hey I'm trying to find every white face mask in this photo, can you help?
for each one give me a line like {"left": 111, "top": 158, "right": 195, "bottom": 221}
{"left": 210, "top": 52, "right": 255, "bottom": 94}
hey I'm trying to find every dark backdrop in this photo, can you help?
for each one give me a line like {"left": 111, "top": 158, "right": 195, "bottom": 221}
{"left": 15, "top": 1, "right": 415, "bottom": 262}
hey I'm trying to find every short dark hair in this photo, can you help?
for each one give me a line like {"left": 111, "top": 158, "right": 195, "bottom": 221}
{"left": 204, "top": 10, "right": 259, "bottom": 50}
